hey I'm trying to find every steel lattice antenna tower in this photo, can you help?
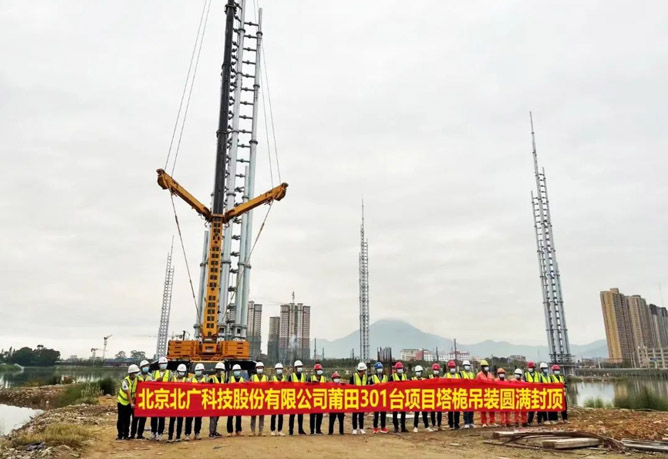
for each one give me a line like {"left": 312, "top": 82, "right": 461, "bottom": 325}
{"left": 359, "top": 201, "right": 370, "bottom": 362}
{"left": 530, "top": 113, "right": 571, "bottom": 365}
{"left": 156, "top": 238, "right": 175, "bottom": 359}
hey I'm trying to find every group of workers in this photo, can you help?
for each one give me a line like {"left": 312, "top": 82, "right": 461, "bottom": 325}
{"left": 116, "top": 357, "right": 568, "bottom": 441}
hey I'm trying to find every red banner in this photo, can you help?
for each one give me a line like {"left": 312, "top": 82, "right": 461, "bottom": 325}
{"left": 134, "top": 378, "right": 565, "bottom": 417}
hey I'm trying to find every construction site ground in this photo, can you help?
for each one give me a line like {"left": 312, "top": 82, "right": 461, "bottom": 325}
{"left": 3, "top": 391, "right": 668, "bottom": 458}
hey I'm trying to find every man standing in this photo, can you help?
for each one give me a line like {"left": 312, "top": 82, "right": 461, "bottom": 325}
{"left": 524, "top": 361, "right": 539, "bottom": 426}
{"left": 475, "top": 359, "right": 496, "bottom": 427}
{"left": 460, "top": 360, "right": 475, "bottom": 428}
{"left": 495, "top": 368, "right": 511, "bottom": 427}
{"left": 227, "top": 364, "right": 244, "bottom": 436}
{"left": 151, "top": 357, "right": 172, "bottom": 441}
{"left": 116, "top": 364, "right": 140, "bottom": 440}
{"left": 270, "top": 363, "right": 286, "bottom": 436}
{"left": 208, "top": 362, "right": 225, "bottom": 438}
{"left": 187, "top": 363, "right": 207, "bottom": 440}
{"left": 370, "top": 362, "right": 388, "bottom": 434}
{"left": 310, "top": 363, "right": 326, "bottom": 435}
{"left": 328, "top": 372, "right": 345, "bottom": 435}
{"left": 428, "top": 363, "right": 442, "bottom": 431}
{"left": 168, "top": 364, "right": 189, "bottom": 442}
{"left": 512, "top": 368, "right": 528, "bottom": 427}
{"left": 391, "top": 362, "right": 408, "bottom": 433}
{"left": 250, "top": 362, "right": 268, "bottom": 436}
{"left": 412, "top": 365, "right": 431, "bottom": 432}
{"left": 549, "top": 365, "right": 568, "bottom": 423}
{"left": 444, "top": 360, "right": 461, "bottom": 430}
{"left": 537, "top": 362, "right": 550, "bottom": 425}
{"left": 130, "top": 360, "right": 151, "bottom": 440}
{"left": 350, "top": 362, "right": 368, "bottom": 435}
{"left": 289, "top": 360, "right": 307, "bottom": 435}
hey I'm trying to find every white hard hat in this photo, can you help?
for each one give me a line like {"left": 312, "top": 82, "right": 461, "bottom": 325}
{"left": 128, "top": 364, "right": 140, "bottom": 374}
{"left": 215, "top": 362, "right": 225, "bottom": 370}
{"left": 158, "top": 356, "right": 168, "bottom": 364}
{"left": 294, "top": 360, "right": 303, "bottom": 367}
{"left": 256, "top": 361, "right": 264, "bottom": 368}
{"left": 139, "top": 360, "right": 149, "bottom": 367}
{"left": 415, "top": 365, "right": 424, "bottom": 372}
{"left": 275, "top": 362, "right": 283, "bottom": 369}
{"left": 232, "top": 364, "right": 241, "bottom": 371}
{"left": 195, "top": 363, "right": 205, "bottom": 371}
{"left": 539, "top": 362, "right": 548, "bottom": 369}
{"left": 177, "top": 364, "right": 187, "bottom": 372}
{"left": 357, "top": 362, "right": 367, "bottom": 371}
{"left": 462, "top": 360, "right": 471, "bottom": 366}
{"left": 514, "top": 368, "right": 523, "bottom": 375}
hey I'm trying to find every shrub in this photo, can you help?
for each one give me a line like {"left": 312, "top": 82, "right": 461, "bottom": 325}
{"left": 44, "top": 375, "right": 60, "bottom": 386}
{"left": 98, "top": 377, "right": 117, "bottom": 396}
{"left": 614, "top": 387, "right": 668, "bottom": 411}
{"left": 57, "top": 383, "right": 101, "bottom": 407}
{"left": 61, "top": 376, "right": 74, "bottom": 385}
{"left": 584, "top": 397, "right": 606, "bottom": 408}
{"left": 10, "top": 423, "right": 91, "bottom": 448}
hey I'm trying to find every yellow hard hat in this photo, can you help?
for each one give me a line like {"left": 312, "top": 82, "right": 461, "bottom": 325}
{"left": 480, "top": 359, "right": 489, "bottom": 366}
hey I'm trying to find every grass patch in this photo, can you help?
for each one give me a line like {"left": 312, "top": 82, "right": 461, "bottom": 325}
{"left": 583, "top": 397, "right": 612, "bottom": 408}
{"left": 57, "top": 383, "right": 102, "bottom": 407}
{"left": 10, "top": 423, "right": 92, "bottom": 448}
{"left": 614, "top": 386, "right": 668, "bottom": 411}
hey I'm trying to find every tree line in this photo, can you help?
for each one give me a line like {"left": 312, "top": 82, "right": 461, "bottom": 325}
{"left": 1, "top": 345, "right": 60, "bottom": 366}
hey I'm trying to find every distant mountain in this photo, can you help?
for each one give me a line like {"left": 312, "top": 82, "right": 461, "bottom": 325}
{"left": 314, "top": 319, "right": 608, "bottom": 360}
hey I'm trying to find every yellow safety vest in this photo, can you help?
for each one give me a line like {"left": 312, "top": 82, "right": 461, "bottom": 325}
{"left": 525, "top": 371, "right": 540, "bottom": 383}
{"left": 153, "top": 370, "right": 172, "bottom": 382}
{"left": 138, "top": 373, "right": 152, "bottom": 382}
{"left": 428, "top": 374, "right": 440, "bottom": 379}
{"left": 210, "top": 374, "right": 225, "bottom": 384}
{"left": 445, "top": 372, "right": 461, "bottom": 379}
{"left": 291, "top": 373, "right": 306, "bottom": 383}
{"left": 252, "top": 374, "right": 268, "bottom": 382}
{"left": 272, "top": 374, "right": 286, "bottom": 382}
{"left": 117, "top": 376, "right": 137, "bottom": 406}
{"left": 460, "top": 370, "right": 475, "bottom": 380}
{"left": 372, "top": 374, "right": 388, "bottom": 384}
{"left": 229, "top": 375, "right": 244, "bottom": 383}
{"left": 191, "top": 376, "right": 207, "bottom": 383}
{"left": 311, "top": 374, "right": 326, "bottom": 383}
{"left": 392, "top": 373, "right": 407, "bottom": 382}
{"left": 353, "top": 373, "right": 367, "bottom": 386}
{"left": 550, "top": 374, "right": 565, "bottom": 384}
{"left": 174, "top": 376, "right": 189, "bottom": 383}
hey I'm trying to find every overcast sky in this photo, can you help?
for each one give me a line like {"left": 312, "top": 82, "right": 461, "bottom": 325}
{"left": 1, "top": 1, "right": 667, "bottom": 359}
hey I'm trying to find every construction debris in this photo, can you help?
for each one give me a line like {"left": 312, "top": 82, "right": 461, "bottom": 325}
{"left": 0, "top": 385, "right": 65, "bottom": 410}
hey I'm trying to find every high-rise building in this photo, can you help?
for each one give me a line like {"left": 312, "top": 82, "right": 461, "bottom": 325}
{"left": 278, "top": 295, "right": 311, "bottom": 363}
{"left": 600, "top": 288, "right": 635, "bottom": 364}
{"left": 247, "top": 301, "right": 262, "bottom": 359}
{"left": 268, "top": 316, "right": 280, "bottom": 363}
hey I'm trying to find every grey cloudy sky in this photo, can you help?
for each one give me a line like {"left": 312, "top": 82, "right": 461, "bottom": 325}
{"left": 1, "top": 1, "right": 667, "bottom": 358}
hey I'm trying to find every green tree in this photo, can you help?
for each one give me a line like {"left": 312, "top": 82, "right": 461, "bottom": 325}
{"left": 130, "top": 350, "right": 146, "bottom": 361}
{"left": 10, "top": 347, "right": 34, "bottom": 366}
{"left": 115, "top": 351, "right": 127, "bottom": 360}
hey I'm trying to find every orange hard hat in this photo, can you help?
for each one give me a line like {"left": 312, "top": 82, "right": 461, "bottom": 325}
{"left": 332, "top": 371, "right": 340, "bottom": 378}
{"left": 431, "top": 363, "right": 441, "bottom": 371}
{"left": 527, "top": 361, "right": 536, "bottom": 369}
{"left": 497, "top": 368, "right": 505, "bottom": 374}
{"left": 447, "top": 360, "right": 456, "bottom": 368}
{"left": 314, "top": 363, "right": 323, "bottom": 371}
{"left": 551, "top": 364, "right": 560, "bottom": 371}
{"left": 394, "top": 362, "right": 404, "bottom": 370}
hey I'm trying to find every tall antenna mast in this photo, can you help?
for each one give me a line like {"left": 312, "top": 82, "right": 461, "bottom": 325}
{"left": 359, "top": 201, "right": 370, "bottom": 362}
{"left": 530, "top": 112, "right": 571, "bottom": 365}
{"left": 156, "top": 237, "right": 175, "bottom": 358}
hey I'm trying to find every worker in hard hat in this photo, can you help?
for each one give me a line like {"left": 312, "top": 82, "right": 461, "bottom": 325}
{"left": 428, "top": 363, "right": 443, "bottom": 431}
{"left": 208, "top": 362, "right": 225, "bottom": 438}
{"left": 270, "top": 363, "right": 286, "bottom": 436}
{"left": 185, "top": 363, "right": 207, "bottom": 440}
{"left": 460, "top": 360, "right": 475, "bottom": 428}
{"left": 537, "top": 362, "right": 550, "bottom": 425}
{"left": 310, "top": 363, "right": 326, "bottom": 435}
{"left": 391, "top": 362, "right": 408, "bottom": 433}
{"left": 524, "top": 361, "right": 539, "bottom": 426}
{"left": 289, "top": 360, "right": 307, "bottom": 435}
{"left": 370, "top": 362, "right": 388, "bottom": 434}
{"left": 350, "top": 362, "right": 368, "bottom": 434}
{"left": 444, "top": 360, "right": 461, "bottom": 430}
{"left": 549, "top": 364, "right": 568, "bottom": 424}
{"left": 328, "top": 371, "right": 345, "bottom": 435}
{"left": 475, "top": 359, "right": 496, "bottom": 427}
{"left": 168, "top": 364, "right": 189, "bottom": 442}
{"left": 495, "top": 368, "right": 511, "bottom": 427}
{"left": 130, "top": 359, "right": 152, "bottom": 440}
{"left": 116, "top": 364, "right": 140, "bottom": 440}
{"left": 250, "top": 362, "right": 268, "bottom": 436}
{"left": 227, "top": 364, "right": 244, "bottom": 436}
{"left": 512, "top": 368, "right": 528, "bottom": 427}
{"left": 412, "top": 365, "right": 431, "bottom": 432}
{"left": 151, "top": 356, "right": 172, "bottom": 441}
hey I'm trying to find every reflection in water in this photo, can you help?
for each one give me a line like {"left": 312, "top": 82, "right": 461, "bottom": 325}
{"left": 0, "top": 367, "right": 126, "bottom": 389}
{"left": 571, "top": 378, "right": 668, "bottom": 406}
{"left": 0, "top": 404, "right": 42, "bottom": 435}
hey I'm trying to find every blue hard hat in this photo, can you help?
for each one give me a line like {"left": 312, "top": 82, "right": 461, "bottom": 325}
{"left": 375, "top": 362, "right": 383, "bottom": 369}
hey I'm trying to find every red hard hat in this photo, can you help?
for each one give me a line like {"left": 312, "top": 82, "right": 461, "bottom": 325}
{"left": 394, "top": 361, "right": 403, "bottom": 370}
{"left": 314, "top": 363, "right": 323, "bottom": 371}
{"left": 447, "top": 360, "right": 456, "bottom": 368}
{"left": 551, "top": 364, "right": 560, "bottom": 371}
{"left": 527, "top": 361, "right": 536, "bottom": 369}
{"left": 431, "top": 363, "right": 441, "bottom": 370}
{"left": 332, "top": 371, "right": 340, "bottom": 378}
